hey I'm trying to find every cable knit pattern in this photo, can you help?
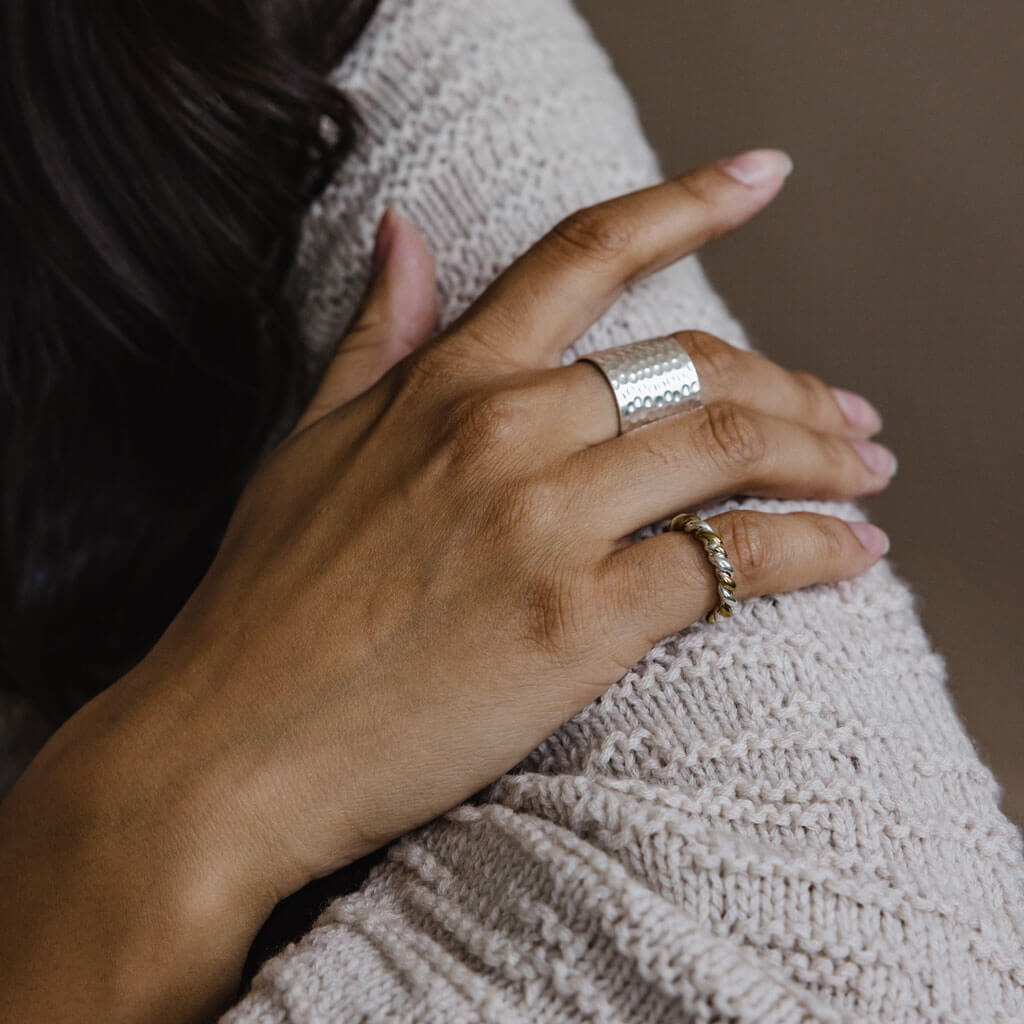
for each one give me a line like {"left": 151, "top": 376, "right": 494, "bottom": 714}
{"left": 220, "top": 0, "right": 1024, "bottom": 1021}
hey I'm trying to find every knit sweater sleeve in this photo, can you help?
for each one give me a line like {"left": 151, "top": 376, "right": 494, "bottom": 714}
{"left": 224, "top": 1, "right": 1024, "bottom": 1020}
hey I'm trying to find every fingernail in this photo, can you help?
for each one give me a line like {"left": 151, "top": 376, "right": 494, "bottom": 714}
{"left": 372, "top": 207, "right": 396, "bottom": 274}
{"left": 848, "top": 521, "right": 891, "bottom": 557}
{"left": 716, "top": 148, "right": 794, "bottom": 186}
{"left": 853, "top": 439, "right": 898, "bottom": 477}
{"left": 831, "top": 387, "right": 883, "bottom": 433}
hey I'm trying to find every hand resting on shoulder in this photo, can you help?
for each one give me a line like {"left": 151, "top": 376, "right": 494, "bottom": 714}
{"left": 0, "top": 149, "right": 897, "bottom": 1024}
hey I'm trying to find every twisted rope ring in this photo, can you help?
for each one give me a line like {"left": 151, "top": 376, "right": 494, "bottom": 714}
{"left": 669, "top": 512, "right": 740, "bottom": 625}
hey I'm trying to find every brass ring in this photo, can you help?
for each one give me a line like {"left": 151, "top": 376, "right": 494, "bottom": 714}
{"left": 669, "top": 512, "right": 739, "bottom": 624}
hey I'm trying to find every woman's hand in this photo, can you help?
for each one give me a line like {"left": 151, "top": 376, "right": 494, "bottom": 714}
{"left": 0, "top": 150, "right": 895, "bottom": 1023}
{"left": 144, "top": 147, "right": 894, "bottom": 885}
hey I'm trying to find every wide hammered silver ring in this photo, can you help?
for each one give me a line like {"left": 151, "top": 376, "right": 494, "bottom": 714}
{"left": 578, "top": 335, "right": 702, "bottom": 434}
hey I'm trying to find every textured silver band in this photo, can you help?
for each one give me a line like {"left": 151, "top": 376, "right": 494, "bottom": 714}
{"left": 578, "top": 335, "right": 702, "bottom": 434}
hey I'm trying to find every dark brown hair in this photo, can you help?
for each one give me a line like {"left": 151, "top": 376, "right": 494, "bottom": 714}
{"left": 0, "top": 0, "right": 379, "bottom": 727}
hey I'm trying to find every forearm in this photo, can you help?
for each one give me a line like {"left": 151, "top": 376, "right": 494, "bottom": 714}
{"left": 0, "top": 663, "right": 283, "bottom": 1024}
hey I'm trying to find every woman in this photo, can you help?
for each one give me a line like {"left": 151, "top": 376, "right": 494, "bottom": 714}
{"left": 2, "top": 1, "right": 1022, "bottom": 1022}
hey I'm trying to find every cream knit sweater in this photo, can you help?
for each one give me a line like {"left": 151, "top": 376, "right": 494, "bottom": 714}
{"left": 218, "top": 2, "right": 1024, "bottom": 1020}
{"left": 5, "top": 0, "right": 1023, "bottom": 1020}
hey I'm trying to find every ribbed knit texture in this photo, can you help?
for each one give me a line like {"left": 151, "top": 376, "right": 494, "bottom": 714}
{"left": 1, "top": 0, "right": 1020, "bottom": 1019}
{"left": 217, "top": 1, "right": 1024, "bottom": 1020}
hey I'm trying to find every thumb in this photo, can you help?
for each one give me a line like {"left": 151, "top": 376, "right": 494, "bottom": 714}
{"left": 291, "top": 207, "right": 439, "bottom": 436}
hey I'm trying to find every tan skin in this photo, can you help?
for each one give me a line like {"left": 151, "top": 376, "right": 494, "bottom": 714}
{"left": 0, "top": 150, "right": 896, "bottom": 1023}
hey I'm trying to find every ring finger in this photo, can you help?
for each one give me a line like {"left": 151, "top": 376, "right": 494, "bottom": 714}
{"left": 597, "top": 509, "right": 889, "bottom": 666}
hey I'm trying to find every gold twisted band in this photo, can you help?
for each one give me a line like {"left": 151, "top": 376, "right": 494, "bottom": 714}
{"left": 669, "top": 513, "right": 739, "bottom": 624}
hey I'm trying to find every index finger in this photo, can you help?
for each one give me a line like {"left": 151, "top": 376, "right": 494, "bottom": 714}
{"left": 445, "top": 149, "right": 793, "bottom": 370}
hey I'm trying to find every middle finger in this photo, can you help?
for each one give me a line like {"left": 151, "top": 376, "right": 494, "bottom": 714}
{"left": 551, "top": 330, "right": 883, "bottom": 447}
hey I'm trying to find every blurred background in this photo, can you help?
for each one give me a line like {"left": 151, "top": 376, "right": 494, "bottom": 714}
{"left": 577, "top": 0, "right": 1023, "bottom": 826}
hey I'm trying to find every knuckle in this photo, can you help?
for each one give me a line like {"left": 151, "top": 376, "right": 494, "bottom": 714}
{"left": 813, "top": 435, "right": 861, "bottom": 499}
{"left": 697, "top": 401, "right": 768, "bottom": 469}
{"left": 675, "top": 169, "right": 718, "bottom": 211}
{"left": 670, "top": 172, "right": 724, "bottom": 244}
{"left": 792, "top": 371, "right": 836, "bottom": 429}
{"left": 521, "top": 561, "right": 592, "bottom": 660}
{"left": 470, "top": 390, "right": 523, "bottom": 436}
{"left": 550, "top": 205, "right": 634, "bottom": 264}
{"left": 812, "top": 514, "right": 848, "bottom": 563}
{"left": 676, "top": 330, "right": 739, "bottom": 388}
{"left": 717, "top": 511, "right": 778, "bottom": 582}
{"left": 824, "top": 433, "right": 857, "bottom": 477}
{"left": 487, "top": 476, "right": 593, "bottom": 660}
{"left": 441, "top": 386, "right": 532, "bottom": 460}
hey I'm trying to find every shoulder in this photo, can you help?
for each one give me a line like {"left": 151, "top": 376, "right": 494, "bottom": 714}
{"left": 291, "top": 0, "right": 667, "bottom": 361}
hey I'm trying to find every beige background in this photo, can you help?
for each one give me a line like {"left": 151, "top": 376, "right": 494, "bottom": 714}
{"left": 577, "top": 0, "right": 1023, "bottom": 826}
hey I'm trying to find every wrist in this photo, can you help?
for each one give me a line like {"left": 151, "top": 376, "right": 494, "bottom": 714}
{"left": 0, "top": 663, "right": 284, "bottom": 1022}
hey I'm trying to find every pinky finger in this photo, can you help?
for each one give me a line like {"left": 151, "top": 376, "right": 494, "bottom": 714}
{"left": 598, "top": 510, "right": 890, "bottom": 660}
